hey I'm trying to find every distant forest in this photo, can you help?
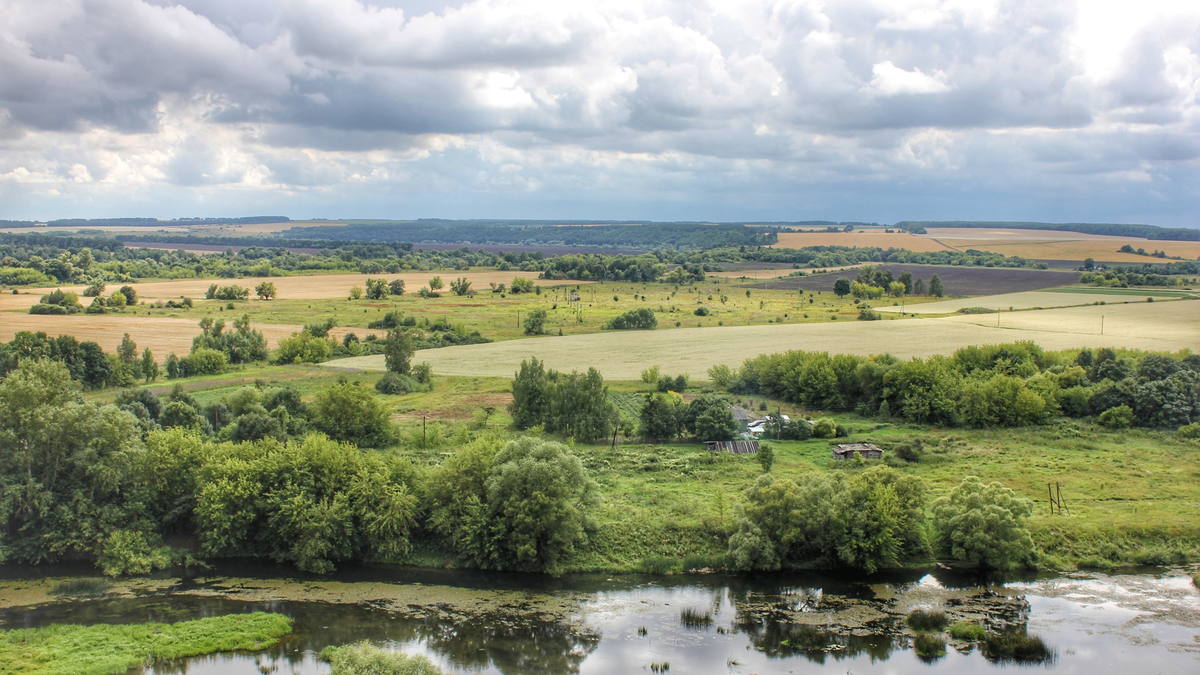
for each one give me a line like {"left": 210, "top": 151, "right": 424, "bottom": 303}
{"left": 0, "top": 216, "right": 289, "bottom": 228}
{"left": 279, "top": 219, "right": 779, "bottom": 250}
{"left": 897, "top": 221, "right": 1200, "bottom": 241}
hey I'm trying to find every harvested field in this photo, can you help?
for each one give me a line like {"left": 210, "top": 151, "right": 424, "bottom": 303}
{"left": 0, "top": 314, "right": 379, "bottom": 356}
{"left": 922, "top": 227, "right": 1145, "bottom": 241}
{"left": 772, "top": 231, "right": 954, "bottom": 252}
{"left": 746, "top": 264, "right": 1080, "bottom": 296}
{"left": 933, "top": 238, "right": 1200, "bottom": 263}
{"left": 23, "top": 270, "right": 564, "bottom": 301}
{"left": 878, "top": 290, "right": 1188, "bottom": 314}
{"left": 327, "top": 299, "right": 1200, "bottom": 380}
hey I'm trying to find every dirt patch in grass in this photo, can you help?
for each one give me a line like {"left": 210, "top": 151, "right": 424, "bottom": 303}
{"left": 748, "top": 264, "right": 1080, "bottom": 296}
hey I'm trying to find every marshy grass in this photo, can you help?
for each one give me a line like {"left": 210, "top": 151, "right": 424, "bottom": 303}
{"left": 913, "top": 633, "right": 947, "bottom": 660}
{"left": 679, "top": 608, "right": 713, "bottom": 628}
{"left": 650, "top": 661, "right": 670, "bottom": 673}
{"left": 0, "top": 612, "right": 292, "bottom": 675}
{"left": 779, "top": 626, "right": 834, "bottom": 652}
{"left": 639, "top": 556, "right": 679, "bottom": 575}
{"left": 981, "top": 629, "right": 1057, "bottom": 665}
{"left": 906, "top": 609, "right": 948, "bottom": 632}
{"left": 49, "top": 578, "right": 111, "bottom": 597}
{"left": 948, "top": 622, "right": 987, "bottom": 641}
{"left": 680, "top": 553, "right": 728, "bottom": 572}
{"left": 322, "top": 641, "right": 443, "bottom": 675}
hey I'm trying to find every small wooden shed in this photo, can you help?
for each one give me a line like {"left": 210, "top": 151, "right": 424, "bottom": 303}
{"left": 832, "top": 443, "right": 883, "bottom": 460}
{"left": 730, "top": 406, "right": 751, "bottom": 431}
{"left": 705, "top": 440, "right": 760, "bottom": 454}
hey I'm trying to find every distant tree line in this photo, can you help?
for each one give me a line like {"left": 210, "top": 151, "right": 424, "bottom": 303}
{"left": 895, "top": 221, "right": 1200, "bottom": 242}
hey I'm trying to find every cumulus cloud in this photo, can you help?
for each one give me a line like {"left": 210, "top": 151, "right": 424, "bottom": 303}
{"left": 0, "top": 0, "right": 1196, "bottom": 224}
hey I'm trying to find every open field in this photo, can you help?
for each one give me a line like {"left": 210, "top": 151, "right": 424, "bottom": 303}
{"left": 773, "top": 231, "right": 955, "bottom": 252}
{"left": 923, "top": 227, "right": 1149, "bottom": 241}
{"left": 910, "top": 228, "right": 1200, "bottom": 262}
{"left": 0, "top": 314, "right": 378, "bottom": 355}
{"left": 748, "top": 264, "right": 1081, "bottom": 295}
{"left": 328, "top": 298, "right": 1200, "bottom": 379}
{"left": 878, "top": 289, "right": 1189, "bottom": 314}
{"left": 21, "top": 270, "right": 558, "bottom": 301}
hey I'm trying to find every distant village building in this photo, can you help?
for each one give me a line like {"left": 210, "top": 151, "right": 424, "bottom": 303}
{"left": 730, "top": 406, "right": 751, "bottom": 432}
{"left": 832, "top": 443, "right": 883, "bottom": 460}
{"left": 705, "top": 440, "right": 760, "bottom": 454}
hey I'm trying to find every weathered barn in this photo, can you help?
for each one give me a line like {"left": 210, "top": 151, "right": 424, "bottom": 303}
{"left": 832, "top": 443, "right": 883, "bottom": 460}
{"left": 730, "top": 406, "right": 751, "bottom": 431}
{"left": 705, "top": 440, "right": 760, "bottom": 454}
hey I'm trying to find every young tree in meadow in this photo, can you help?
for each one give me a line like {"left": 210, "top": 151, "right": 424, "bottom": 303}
{"left": 365, "top": 278, "right": 390, "bottom": 300}
{"left": 833, "top": 278, "right": 851, "bottom": 297}
{"left": 913, "top": 278, "right": 926, "bottom": 296}
{"left": 508, "top": 357, "right": 550, "bottom": 430}
{"left": 428, "top": 276, "right": 445, "bottom": 292}
{"left": 141, "top": 348, "right": 159, "bottom": 382}
{"left": 929, "top": 274, "right": 944, "bottom": 298}
{"left": 389, "top": 279, "right": 406, "bottom": 296}
{"left": 523, "top": 308, "right": 547, "bottom": 335}
{"left": 309, "top": 380, "right": 395, "bottom": 448}
{"left": 897, "top": 271, "right": 913, "bottom": 294}
{"left": 639, "top": 393, "right": 682, "bottom": 442}
{"left": 255, "top": 281, "right": 277, "bottom": 300}
{"left": 118, "top": 285, "right": 138, "bottom": 305}
{"left": 384, "top": 328, "right": 414, "bottom": 375}
{"left": 932, "top": 476, "right": 1034, "bottom": 569}
{"left": 449, "top": 277, "right": 472, "bottom": 296}
{"left": 118, "top": 333, "right": 138, "bottom": 364}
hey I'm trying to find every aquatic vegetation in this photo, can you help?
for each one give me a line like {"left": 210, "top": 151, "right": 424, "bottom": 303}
{"left": 0, "top": 612, "right": 292, "bottom": 675}
{"left": 948, "top": 622, "right": 986, "bottom": 641}
{"left": 679, "top": 608, "right": 713, "bottom": 628}
{"left": 322, "top": 641, "right": 443, "bottom": 675}
{"left": 982, "top": 628, "right": 1057, "bottom": 665}
{"left": 906, "top": 609, "right": 948, "bottom": 632}
{"left": 681, "top": 553, "right": 727, "bottom": 572}
{"left": 639, "top": 556, "right": 679, "bottom": 574}
{"left": 650, "top": 661, "right": 671, "bottom": 673}
{"left": 913, "top": 633, "right": 947, "bottom": 660}
{"left": 48, "top": 578, "right": 111, "bottom": 597}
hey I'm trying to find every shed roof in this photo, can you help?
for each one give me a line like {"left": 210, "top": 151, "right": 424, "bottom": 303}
{"left": 730, "top": 406, "right": 750, "bottom": 421}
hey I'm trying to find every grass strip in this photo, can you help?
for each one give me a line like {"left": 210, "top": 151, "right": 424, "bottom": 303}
{"left": 0, "top": 612, "right": 292, "bottom": 675}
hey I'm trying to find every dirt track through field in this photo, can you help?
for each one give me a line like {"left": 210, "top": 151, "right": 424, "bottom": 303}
{"left": 328, "top": 300, "right": 1200, "bottom": 380}
{"left": 0, "top": 314, "right": 380, "bottom": 356}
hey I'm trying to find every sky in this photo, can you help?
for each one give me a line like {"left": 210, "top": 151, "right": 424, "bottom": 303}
{"left": 0, "top": 0, "right": 1198, "bottom": 226}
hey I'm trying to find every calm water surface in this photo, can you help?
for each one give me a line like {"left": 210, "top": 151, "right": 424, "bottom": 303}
{"left": 1, "top": 565, "right": 1197, "bottom": 674}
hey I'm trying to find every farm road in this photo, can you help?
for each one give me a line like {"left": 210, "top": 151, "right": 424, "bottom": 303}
{"left": 328, "top": 298, "right": 1200, "bottom": 380}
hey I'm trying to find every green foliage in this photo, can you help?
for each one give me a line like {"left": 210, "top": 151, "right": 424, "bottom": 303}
{"left": 928, "top": 274, "right": 944, "bottom": 298}
{"left": 949, "top": 622, "right": 987, "bottom": 641}
{"left": 449, "top": 277, "right": 472, "bottom": 296}
{"left": 255, "top": 280, "right": 277, "bottom": 299}
{"left": 49, "top": 578, "right": 111, "bottom": 597}
{"left": 932, "top": 476, "right": 1034, "bottom": 569}
{"left": 195, "top": 435, "right": 417, "bottom": 572}
{"left": 1179, "top": 423, "right": 1200, "bottom": 439}
{"left": 1098, "top": 404, "right": 1134, "bottom": 429}
{"left": 426, "top": 437, "right": 598, "bottom": 573}
{"left": 523, "top": 308, "right": 548, "bottom": 335}
{"left": 730, "top": 467, "right": 928, "bottom": 573}
{"left": 510, "top": 277, "right": 536, "bottom": 294}
{"left": 384, "top": 329, "right": 415, "bottom": 375}
{"left": 695, "top": 405, "right": 737, "bottom": 442}
{"left": 757, "top": 442, "right": 775, "bottom": 472}
{"left": 204, "top": 283, "right": 250, "bottom": 301}
{"left": 274, "top": 330, "right": 333, "bottom": 364}
{"left": 508, "top": 359, "right": 616, "bottom": 443}
{"left": 323, "top": 642, "right": 443, "bottom": 675}
{"left": 640, "top": 393, "right": 684, "bottom": 442}
{"left": 310, "top": 380, "right": 395, "bottom": 448}
{"left": 833, "top": 278, "right": 851, "bottom": 297}
{"left": 365, "top": 277, "right": 390, "bottom": 300}
{"left": 603, "top": 308, "right": 658, "bottom": 330}
{"left": 0, "top": 360, "right": 155, "bottom": 568}
{"left": 0, "top": 614, "right": 291, "bottom": 675}
{"left": 191, "top": 315, "right": 267, "bottom": 364}
{"left": 981, "top": 629, "right": 1056, "bottom": 664}
{"left": 811, "top": 417, "right": 838, "bottom": 438}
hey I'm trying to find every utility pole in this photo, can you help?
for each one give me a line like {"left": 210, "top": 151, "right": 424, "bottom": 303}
{"left": 423, "top": 416, "right": 427, "bottom": 450}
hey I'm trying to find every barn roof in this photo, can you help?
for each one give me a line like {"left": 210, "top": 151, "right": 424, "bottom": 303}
{"left": 730, "top": 406, "right": 750, "bottom": 421}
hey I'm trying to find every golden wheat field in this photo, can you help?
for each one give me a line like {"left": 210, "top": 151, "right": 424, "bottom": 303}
{"left": 328, "top": 298, "right": 1200, "bottom": 380}
{"left": 772, "top": 231, "right": 955, "bottom": 252}
{"left": 913, "top": 227, "right": 1200, "bottom": 261}
{"left": 23, "top": 270, "right": 560, "bottom": 302}
{"left": 0, "top": 314, "right": 382, "bottom": 356}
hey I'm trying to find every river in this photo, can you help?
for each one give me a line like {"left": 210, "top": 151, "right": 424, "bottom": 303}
{"left": 0, "top": 565, "right": 1197, "bottom": 674}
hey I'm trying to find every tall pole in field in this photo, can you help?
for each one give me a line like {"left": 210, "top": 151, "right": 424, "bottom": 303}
{"left": 423, "top": 416, "right": 427, "bottom": 450}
